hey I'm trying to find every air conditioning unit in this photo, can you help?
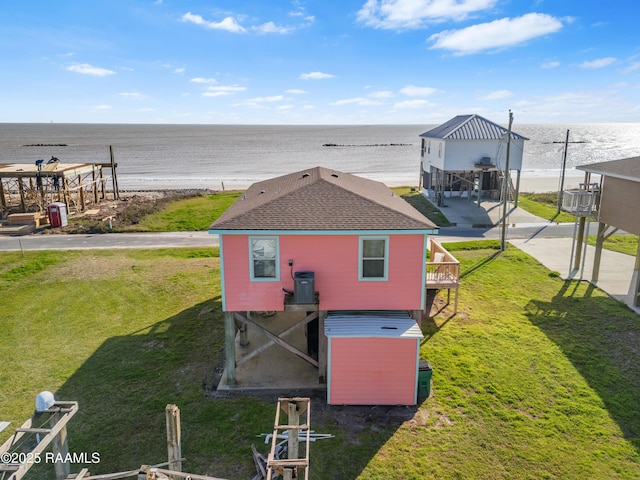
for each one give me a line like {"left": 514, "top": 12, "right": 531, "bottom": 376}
{"left": 293, "top": 271, "right": 315, "bottom": 304}
{"left": 479, "top": 156, "right": 491, "bottom": 165}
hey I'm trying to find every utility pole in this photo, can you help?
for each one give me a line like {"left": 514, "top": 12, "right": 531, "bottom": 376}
{"left": 557, "top": 129, "right": 570, "bottom": 215}
{"left": 500, "top": 110, "right": 514, "bottom": 251}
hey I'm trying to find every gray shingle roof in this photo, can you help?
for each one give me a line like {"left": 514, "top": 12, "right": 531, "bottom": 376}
{"left": 576, "top": 156, "right": 640, "bottom": 183}
{"left": 420, "top": 114, "right": 528, "bottom": 141}
{"left": 209, "top": 166, "right": 438, "bottom": 231}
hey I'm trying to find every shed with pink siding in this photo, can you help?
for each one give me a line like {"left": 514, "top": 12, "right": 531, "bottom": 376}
{"left": 325, "top": 314, "right": 423, "bottom": 405}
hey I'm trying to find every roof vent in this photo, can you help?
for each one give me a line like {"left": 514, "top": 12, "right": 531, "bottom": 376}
{"left": 331, "top": 174, "right": 338, "bottom": 178}
{"left": 259, "top": 189, "right": 266, "bottom": 194}
{"left": 301, "top": 173, "right": 310, "bottom": 178}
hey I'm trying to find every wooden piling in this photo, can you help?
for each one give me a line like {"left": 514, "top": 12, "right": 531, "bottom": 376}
{"left": 165, "top": 404, "right": 182, "bottom": 473}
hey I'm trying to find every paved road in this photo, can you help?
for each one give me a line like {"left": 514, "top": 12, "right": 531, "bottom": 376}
{"left": 0, "top": 231, "right": 217, "bottom": 251}
{"left": 0, "top": 223, "right": 579, "bottom": 251}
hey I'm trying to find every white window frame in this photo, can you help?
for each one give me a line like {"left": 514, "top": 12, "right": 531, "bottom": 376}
{"left": 358, "top": 236, "right": 389, "bottom": 281}
{"left": 249, "top": 236, "right": 280, "bottom": 281}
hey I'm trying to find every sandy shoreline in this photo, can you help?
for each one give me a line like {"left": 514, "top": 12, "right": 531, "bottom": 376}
{"left": 118, "top": 173, "right": 586, "bottom": 196}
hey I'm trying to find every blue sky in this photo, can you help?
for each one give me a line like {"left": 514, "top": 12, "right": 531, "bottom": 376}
{"left": 1, "top": 0, "right": 639, "bottom": 124}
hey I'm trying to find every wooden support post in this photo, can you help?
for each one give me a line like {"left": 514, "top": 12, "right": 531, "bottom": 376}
{"left": 51, "top": 411, "right": 71, "bottom": 480}
{"left": 18, "top": 177, "right": 26, "bottom": 212}
{"left": 99, "top": 168, "right": 106, "bottom": 200}
{"left": 224, "top": 312, "right": 236, "bottom": 386}
{"left": 63, "top": 177, "right": 71, "bottom": 212}
{"left": 92, "top": 168, "right": 99, "bottom": 203}
{"left": 0, "top": 179, "right": 6, "bottom": 208}
{"left": 110, "top": 145, "right": 120, "bottom": 200}
{"left": 573, "top": 217, "right": 586, "bottom": 271}
{"left": 514, "top": 169, "right": 521, "bottom": 208}
{"left": 267, "top": 398, "right": 310, "bottom": 480}
{"left": 592, "top": 222, "right": 606, "bottom": 283}
{"left": 78, "top": 174, "right": 85, "bottom": 211}
{"left": 238, "top": 313, "right": 249, "bottom": 347}
{"left": 287, "top": 401, "right": 300, "bottom": 461}
{"left": 165, "top": 404, "right": 182, "bottom": 473}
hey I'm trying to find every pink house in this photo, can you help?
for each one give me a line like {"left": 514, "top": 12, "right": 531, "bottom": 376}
{"left": 209, "top": 166, "right": 438, "bottom": 405}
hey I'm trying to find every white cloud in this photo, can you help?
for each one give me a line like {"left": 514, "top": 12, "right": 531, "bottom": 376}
{"left": 234, "top": 95, "right": 286, "bottom": 107}
{"left": 202, "top": 85, "right": 246, "bottom": 97}
{"left": 276, "top": 104, "right": 295, "bottom": 111}
{"left": 190, "top": 77, "right": 217, "bottom": 84}
{"left": 429, "top": 13, "right": 563, "bottom": 55}
{"left": 330, "top": 97, "right": 383, "bottom": 106}
{"left": 252, "top": 21, "right": 294, "bottom": 34}
{"left": 246, "top": 95, "right": 285, "bottom": 103}
{"left": 479, "top": 89, "right": 513, "bottom": 100}
{"left": 624, "top": 61, "right": 640, "bottom": 73}
{"left": 357, "top": 0, "right": 498, "bottom": 30}
{"left": 286, "top": 89, "right": 308, "bottom": 94}
{"left": 579, "top": 57, "right": 617, "bottom": 69}
{"left": 67, "top": 63, "right": 115, "bottom": 76}
{"left": 300, "top": 71, "right": 336, "bottom": 80}
{"left": 400, "top": 85, "right": 437, "bottom": 96}
{"left": 369, "top": 90, "right": 395, "bottom": 98}
{"left": 541, "top": 61, "right": 560, "bottom": 69}
{"left": 93, "top": 104, "right": 112, "bottom": 110}
{"left": 393, "top": 99, "right": 432, "bottom": 108}
{"left": 118, "top": 92, "right": 144, "bottom": 100}
{"left": 511, "top": 89, "right": 633, "bottom": 121}
{"left": 182, "top": 12, "right": 246, "bottom": 33}
{"left": 174, "top": 68, "right": 185, "bottom": 74}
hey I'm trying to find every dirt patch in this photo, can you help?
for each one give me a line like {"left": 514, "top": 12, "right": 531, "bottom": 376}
{"left": 33, "top": 190, "right": 212, "bottom": 235}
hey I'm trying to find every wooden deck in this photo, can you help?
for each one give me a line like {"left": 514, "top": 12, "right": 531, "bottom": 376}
{"left": 426, "top": 238, "right": 460, "bottom": 313}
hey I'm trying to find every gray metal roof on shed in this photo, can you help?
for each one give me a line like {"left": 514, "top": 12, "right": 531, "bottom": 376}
{"left": 209, "top": 166, "right": 438, "bottom": 232}
{"left": 324, "top": 314, "right": 423, "bottom": 339}
{"left": 576, "top": 156, "right": 640, "bottom": 183}
{"left": 419, "top": 114, "right": 528, "bottom": 141}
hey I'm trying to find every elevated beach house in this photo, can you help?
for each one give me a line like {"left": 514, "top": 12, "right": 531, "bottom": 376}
{"left": 563, "top": 156, "right": 640, "bottom": 309}
{"left": 419, "top": 114, "right": 528, "bottom": 206}
{"left": 209, "top": 166, "right": 440, "bottom": 405}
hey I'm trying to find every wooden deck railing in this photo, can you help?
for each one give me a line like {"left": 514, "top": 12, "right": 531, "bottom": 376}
{"left": 426, "top": 238, "right": 460, "bottom": 313}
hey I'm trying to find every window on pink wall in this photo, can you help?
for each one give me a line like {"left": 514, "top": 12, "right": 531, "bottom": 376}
{"left": 359, "top": 236, "right": 388, "bottom": 281}
{"left": 249, "top": 236, "right": 279, "bottom": 281}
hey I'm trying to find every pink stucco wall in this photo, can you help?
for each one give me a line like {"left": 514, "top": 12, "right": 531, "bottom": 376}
{"left": 219, "top": 233, "right": 425, "bottom": 312}
{"left": 328, "top": 337, "right": 419, "bottom": 405}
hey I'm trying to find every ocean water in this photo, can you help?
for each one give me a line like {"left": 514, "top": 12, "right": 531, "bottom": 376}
{"left": 0, "top": 123, "right": 639, "bottom": 190}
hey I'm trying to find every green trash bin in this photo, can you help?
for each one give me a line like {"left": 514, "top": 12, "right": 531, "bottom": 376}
{"left": 418, "top": 360, "right": 432, "bottom": 399}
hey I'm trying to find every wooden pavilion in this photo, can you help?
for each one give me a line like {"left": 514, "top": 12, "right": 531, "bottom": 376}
{"left": 0, "top": 155, "right": 119, "bottom": 215}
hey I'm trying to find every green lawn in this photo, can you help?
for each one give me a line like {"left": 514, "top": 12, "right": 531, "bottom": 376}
{"left": 393, "top": 187, "right": 452, "bottom": 227}
{"left": 517, "top": 192, "right": 576, "bottom": 223}
{"left": 133, "top": 191, "right": 243, "bottom": 231}
{"left": 1, "top": 243, "right": 639, "bottom": 479}
{"left": 588, "top": 234, "right": 639, "bottom": 257}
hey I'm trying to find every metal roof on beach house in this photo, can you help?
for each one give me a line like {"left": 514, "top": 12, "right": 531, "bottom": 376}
{"left": 209, "top": 166, "right": 438, "bottom": 231}
{"left": 420, "top": 114, "right": 528, "bottom": 141}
